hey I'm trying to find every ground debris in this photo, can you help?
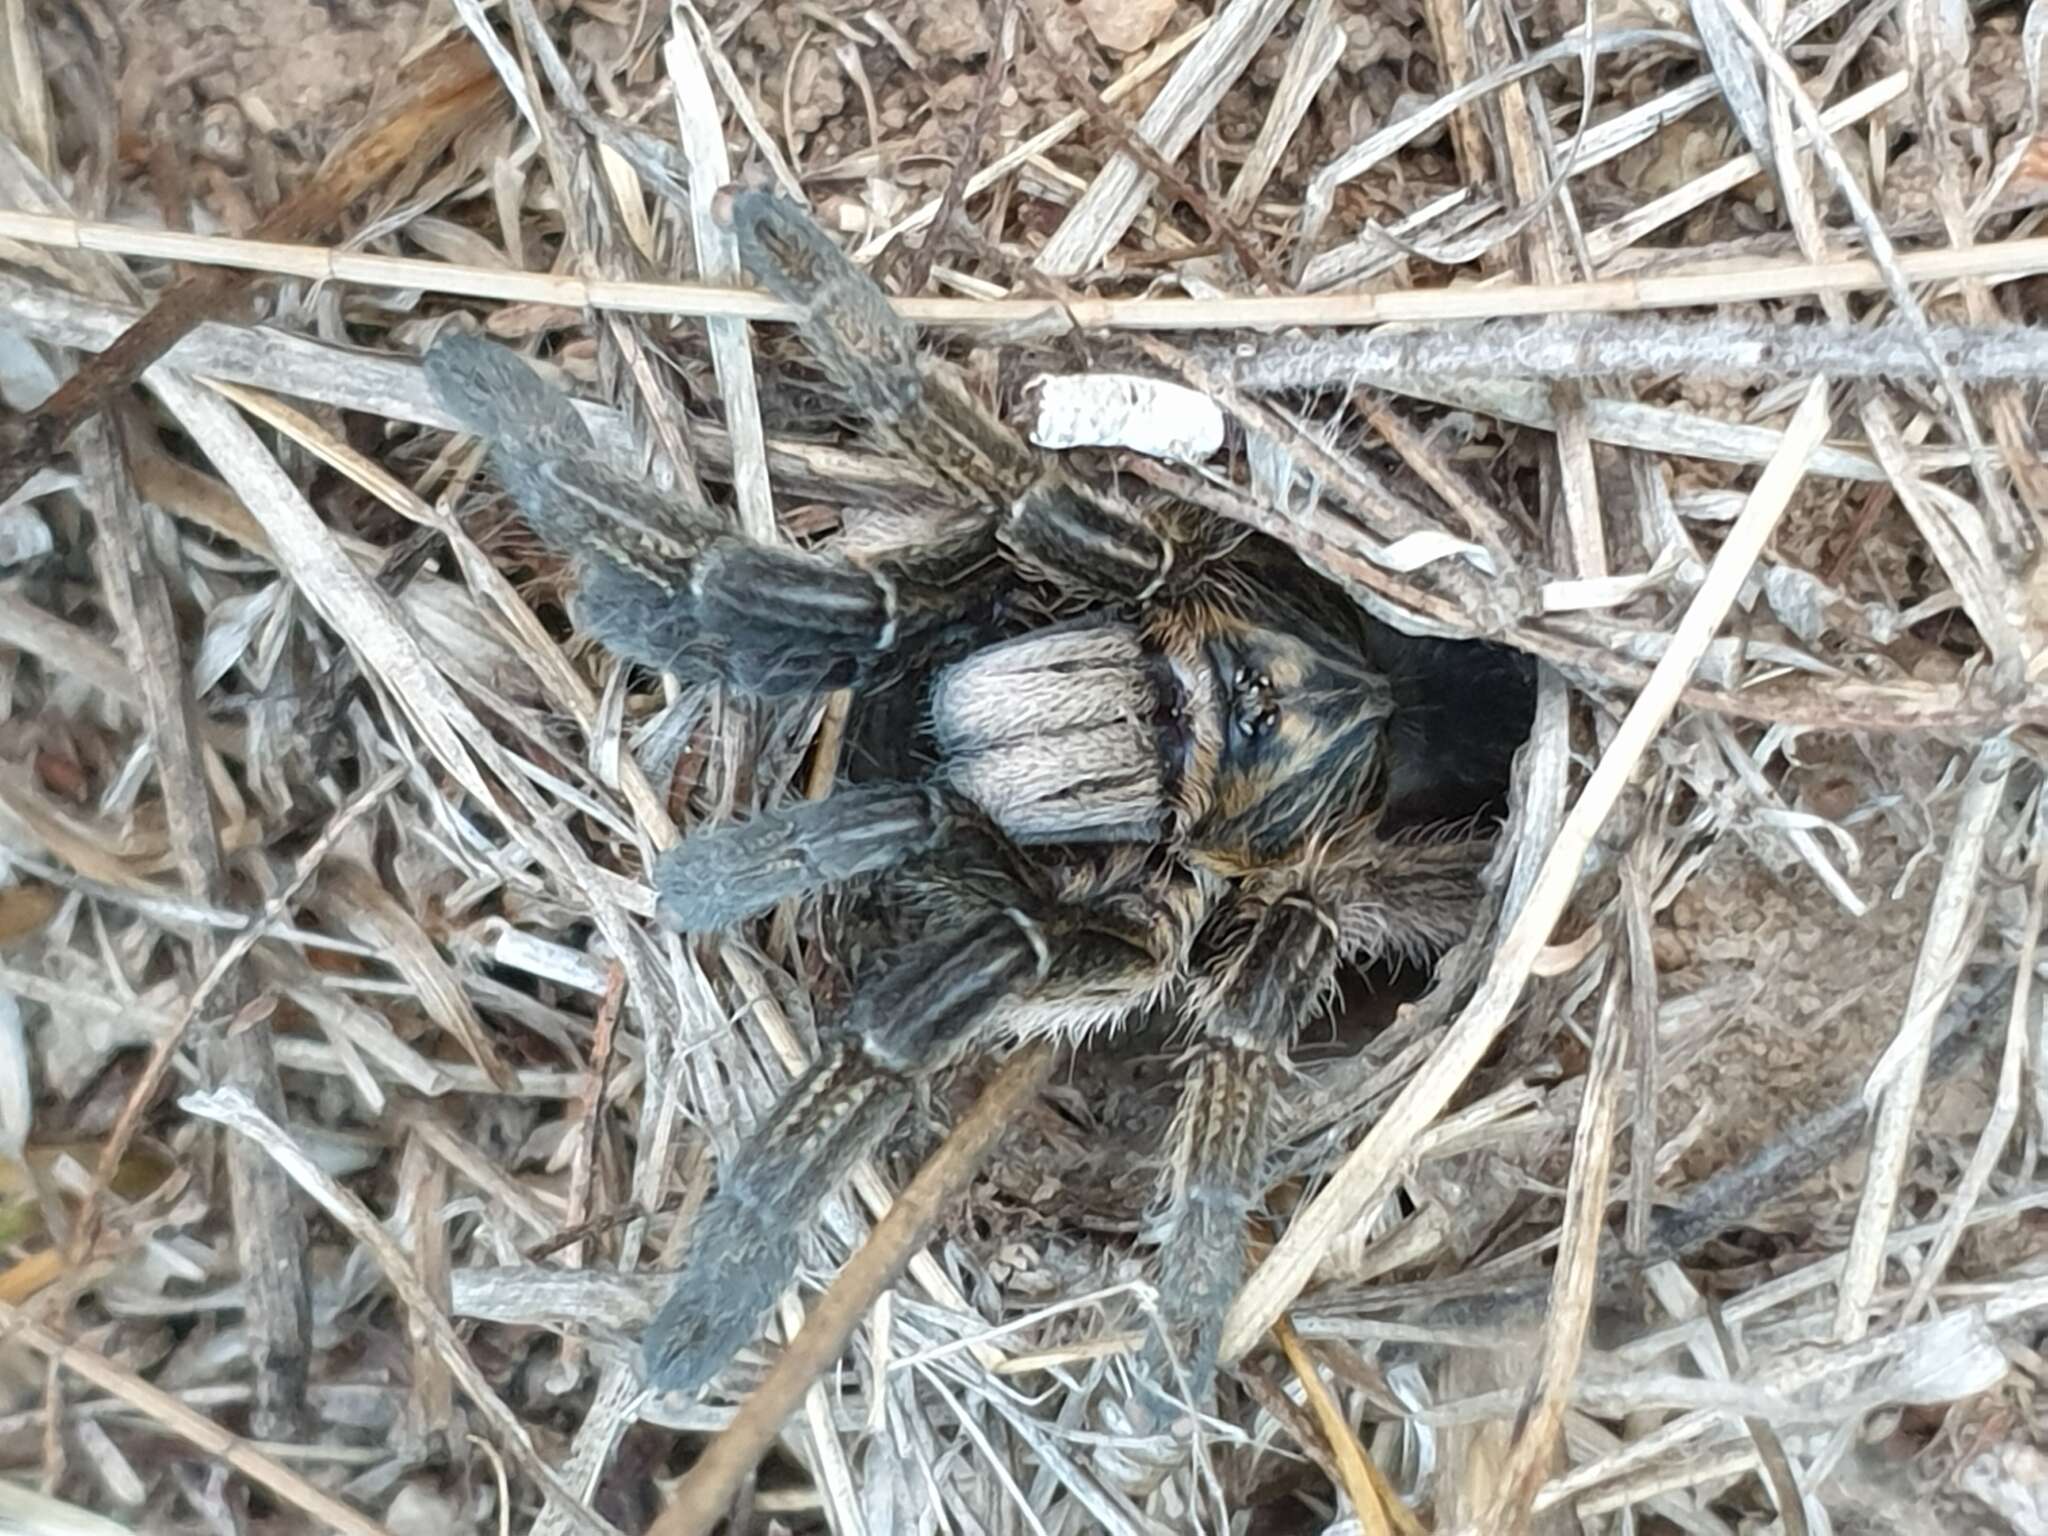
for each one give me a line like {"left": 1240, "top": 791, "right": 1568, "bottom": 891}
{"left": 2, "top": 0, "right": 2045, "bottom": 1531}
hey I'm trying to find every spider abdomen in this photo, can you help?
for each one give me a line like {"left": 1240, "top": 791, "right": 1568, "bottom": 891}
{"left": 931, "top": 622, "right": 1173, "bottom": 845}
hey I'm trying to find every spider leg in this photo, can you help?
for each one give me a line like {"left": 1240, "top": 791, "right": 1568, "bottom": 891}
{"left": 728, "top": 191, "right": 1184, "bottom": 602}
{"left": 642, "top": 871, "right": 1198, "bottom": 1396}
{"left": 640, "top": 1037, "right": 913, "bottom": 1397}
{"left": 426, "top": 333, "right": 1002, "bottom": 693}
{"left": 425, "top": 330, "right": 594, "bottom": 456}
{"left": 1151, "top": 834, "right": 1494, "bottom": 1399}
{"left": 653, "top": 783, "right": 954, "bottom": 933}
{"left": 688, "top": 517, "right": 999, "bottom": 695}
{"left": 426, "top": 334, "right": 721, "bottom": 578}
{"left": 1152, "top": 892, "right": 1339, "bottom": 1401}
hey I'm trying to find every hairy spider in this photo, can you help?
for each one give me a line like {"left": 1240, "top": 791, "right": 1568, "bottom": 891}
{"left": 424, "top": 190, "right": 1535, "bottom": 1402}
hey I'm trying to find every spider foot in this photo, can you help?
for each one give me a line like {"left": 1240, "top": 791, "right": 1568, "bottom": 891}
{"left": 1145, "top": 1042, "right": 1275, "bottom": 1402}
{"left": 642, "top": 1042, "right": 913, "bottom": 1396}
{"left": 640, "top": 1179, "right": 805, "bottom": 1398}
{"left": 724, "top": 188, "right": 922, "bottom": 427}
{"left": 423, "top": 331, "right": 592, "bottom": 452}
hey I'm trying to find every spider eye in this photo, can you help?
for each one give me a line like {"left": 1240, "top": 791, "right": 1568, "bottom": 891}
{"left": 1232, "top": 695, "right": 1278, "bottom": 742}
{"left": 1226, "top": 660, "right": 1279, "bottom": 744}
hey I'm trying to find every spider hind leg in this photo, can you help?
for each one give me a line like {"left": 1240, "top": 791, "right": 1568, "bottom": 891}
{"left": 1150, "top": 835, "right": 1496, "bottom": 1401}
{"left": 641, "top": 875, "right": 1195, "bottom": 1397}
{"left": 641, "top": 908, "right": 1054, "bottom": 1396}
{"left": 641, "top": 1041, "right": 913, "bottom": 1395}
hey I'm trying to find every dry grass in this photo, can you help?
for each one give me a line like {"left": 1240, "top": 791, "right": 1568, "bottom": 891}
{"left": 2, "top": 0, "right": 2047, "bottom": 1532}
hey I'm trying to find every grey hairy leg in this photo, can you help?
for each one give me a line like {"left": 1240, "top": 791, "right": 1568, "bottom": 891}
{"left": 641, "top": 1041, "right": 913, "bottom": 1396}
{"left": 571, "top": 555, "right": 715, "bottom": 680}
{"left": 851, "top": 909, "right": 1054, "bottom": 1070}
{"left": 1150, "top": 892, "right": 1341, "bottom": 1402}
{"left": 424, "top": 335, "right": 716, "bottom": 575}
{"left": 1148, "top": 834, "right": 1492, "bottom": 1400}
{"left": 689, "top": 516, "right": 1002, "bottom": 696}
{"left": 640, "top": 879, "right": 1202, "bottom": 1397}
{"left": 425, "top": 331, "right": 1002, "bottom": 692}
{"left": 998, "top": 480, "right": 1178, "bottom": 602}
{"left": 585, "top": 530, "right": 999, "bottom": 694}
{"left": 693, "top": 542, "right": 904, "bottom": 694}
{"left": 426, "top": 338, "right": 723, "bottom": 679}
{"left": 727, "top": 190, "right": 1181, "bottom": 602}
{"left": 654, "top": 783, "right": 954, "bottom": 933}
{"left": 731, "top": 194, "right": 937, "bottom": 444}
{"left": 640, "top": 908, "right": 1051, "bottom": 1396}
{"left": 1327, "top": 831, "right": 1497, "bottom": 962}
{"left": 424, "top": 332, "right": 595, "bottom": 451}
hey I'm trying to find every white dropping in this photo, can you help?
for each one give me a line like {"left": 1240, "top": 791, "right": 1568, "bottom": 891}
{"left": 1026, "top": 373, "right": 1226, "bottom": 463}
{"left": 0, "top": 989, "right": 28, "bottom": 1162}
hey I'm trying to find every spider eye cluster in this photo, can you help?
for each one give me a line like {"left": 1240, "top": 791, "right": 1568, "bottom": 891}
{"left": 1230, "top": 663, "right": 1278, "bottom": 743}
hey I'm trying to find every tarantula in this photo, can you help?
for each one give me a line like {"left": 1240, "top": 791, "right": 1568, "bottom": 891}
{"left": 425, "top": 190, "right": 1534, "bottom": 1401}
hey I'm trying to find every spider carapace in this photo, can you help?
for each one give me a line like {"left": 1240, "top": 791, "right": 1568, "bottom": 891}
{"left": 425, "top": 189, "right": 1535, "bottom": 1404}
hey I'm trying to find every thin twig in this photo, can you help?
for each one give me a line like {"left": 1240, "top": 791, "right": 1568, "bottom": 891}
{"left": 1272, "top": 1315, "right": 1405, "bottom": 1536}
{"left": 0, "top": 1302, "right": 397, "bottom": 1536}
{"left": 561, "top": 962, "right": 627, "bottom": 1272}
{"left": 0, "top": 36, "right": 497, "bottom": 503}
{"left": 80, "top": 403, "right": 314, "bottom": 1437}
{"left": 665, "top": 19, "right": 775, "bottom": 543}
{"left": 900, "top": 0, "right": 1015, "bottom": 295}
{"left": 1833, "top": 736, "right": 2014, "bottom": 1343}
{"left": 5, "top": 208, "right": 2046, "bottom": 328}
{"left": 1201, "top": 317, "right": 2048, "bottom": 386}
{"left": 75, "top": 762, "right": 407, "bottom": 1258}
{"left": 1016, "top": 0, "right": 1287, "bottom": 290}
{"left": 1033, "top": 0, "right": 1294, "bottom": 275}
{"left": 1482, "top": 971, "right": 1629, "bottom": 1533}
{"left": 181, "top": 1086, "right": 621, "bottom": 1536}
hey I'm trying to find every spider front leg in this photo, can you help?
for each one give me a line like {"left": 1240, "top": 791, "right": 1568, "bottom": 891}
{"left": 426, "top": 333, "right": 1001, "bottom": 693}
{"left": 728, "top": 190, "right": 1190, "bottom": 602}
{"left": 642, "top": 867, "right": 1199, "bottom": 1396}
{"left": 1151, "top": 834, "right": 1494, "bottom": 1400}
